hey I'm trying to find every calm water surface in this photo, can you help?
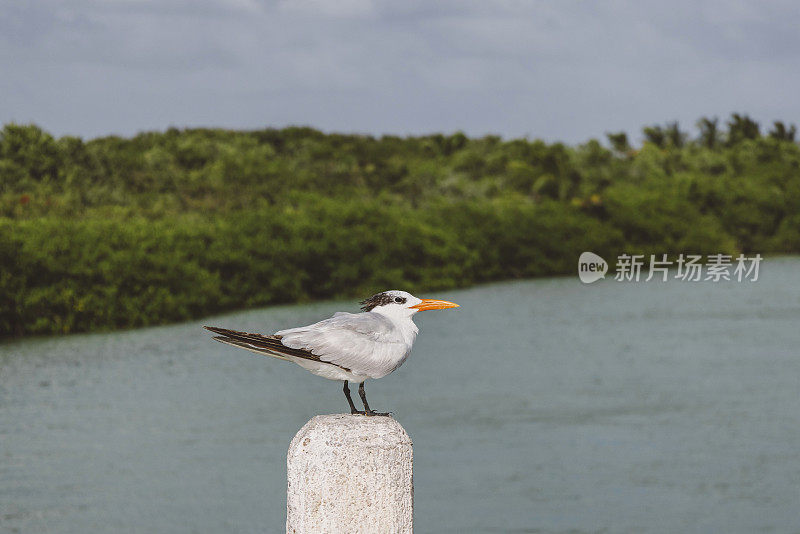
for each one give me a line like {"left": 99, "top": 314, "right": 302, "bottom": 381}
{"left": 2, "top": 258, "right": 800, "bottom": 533}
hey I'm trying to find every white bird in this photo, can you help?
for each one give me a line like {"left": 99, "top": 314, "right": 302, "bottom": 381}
{"left": 204, "top": 290, "right": 459, "bottom": 415}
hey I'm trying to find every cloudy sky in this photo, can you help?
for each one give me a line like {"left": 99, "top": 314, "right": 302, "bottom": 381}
{"left": 2, "top": 0, "right": 799, "bottom": 143}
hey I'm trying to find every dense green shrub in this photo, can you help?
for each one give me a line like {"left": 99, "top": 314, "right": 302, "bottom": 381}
{"left": 0, "top": 116, "right": 798, "bottom": 336}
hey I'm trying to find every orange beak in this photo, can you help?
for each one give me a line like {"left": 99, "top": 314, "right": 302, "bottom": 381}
{"left": 410, "top": 299, "right": 460, "bottom": 311}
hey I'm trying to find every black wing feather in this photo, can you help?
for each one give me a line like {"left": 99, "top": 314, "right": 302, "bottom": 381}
{"left": 203, "top": 325, "right": 352, "bottom": 371}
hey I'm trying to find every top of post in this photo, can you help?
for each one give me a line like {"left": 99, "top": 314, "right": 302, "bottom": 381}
{"left": 289, "top": 414, "right": 412, "bottom": 453}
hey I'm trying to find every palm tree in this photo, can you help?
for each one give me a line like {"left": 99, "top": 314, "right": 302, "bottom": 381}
{"left": 768, "top": 121, "right": 797, "bottom": 142}
{"left": 665, "top": 121, "right": 687, "bottom": 148}
{"left": 606, "top": 131, "right": 630, "bottom": 154}
{"left": 696, "top": 117, "right": 719, "bottom": 149}
{"left": 726, "top": 113, "right": 760, "bottom": 146}
{"left": 642, "top": 125, "right": 666, "bottom": 148}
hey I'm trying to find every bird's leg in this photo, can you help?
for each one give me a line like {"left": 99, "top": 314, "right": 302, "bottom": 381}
{"left": 358, "top": 381, "right": 390, "bottom": 416}
{"left": 343, "top": 381, "right": 363, "bottom": 415}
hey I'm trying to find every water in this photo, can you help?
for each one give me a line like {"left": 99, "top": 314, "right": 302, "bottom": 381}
{"left": 2, "top": 258, "right": 800, "bottom": 533}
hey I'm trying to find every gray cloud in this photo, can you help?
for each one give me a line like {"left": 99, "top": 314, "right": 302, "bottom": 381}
{"left": 1, "top": 0, "right": 799, "bottom": 142}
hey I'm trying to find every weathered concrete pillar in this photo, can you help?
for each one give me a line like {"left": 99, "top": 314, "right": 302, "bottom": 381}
{"left": 286, "top": 414, "right": 413, "bottom": 533}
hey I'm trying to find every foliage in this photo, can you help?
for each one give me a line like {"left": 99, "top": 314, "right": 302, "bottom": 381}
{"left": 1, "top": 115, "right": 798, "bottom": 336}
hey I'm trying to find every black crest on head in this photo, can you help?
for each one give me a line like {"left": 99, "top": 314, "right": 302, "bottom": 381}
{"left": 360, "top": 292, "right": 405, "bottom": 311}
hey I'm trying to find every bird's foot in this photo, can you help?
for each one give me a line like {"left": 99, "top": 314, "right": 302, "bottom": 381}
{"left": 364, "top": 409, "right": 392, "bottom": 417}
{"left": 350, "top": 409, "right": 366, "bottom": 415}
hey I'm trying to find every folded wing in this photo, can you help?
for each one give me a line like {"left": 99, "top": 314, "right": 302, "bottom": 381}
{"left": 276, "top": 312, "right": 408, "bottom": 379}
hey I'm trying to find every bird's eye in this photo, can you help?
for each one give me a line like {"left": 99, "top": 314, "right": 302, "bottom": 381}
{"left": 394, "top": 297, "right": 405, "bottom": 303}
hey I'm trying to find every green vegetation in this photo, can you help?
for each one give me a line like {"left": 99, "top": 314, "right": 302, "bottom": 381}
{"left": 2, "top": 115, "right": 799, "bottom": 336}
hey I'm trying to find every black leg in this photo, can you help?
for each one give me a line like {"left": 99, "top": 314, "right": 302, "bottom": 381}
{"left": 358, "top": 381, "right": 389, "bottom": 416}
{"left": 343, "top": 381, "right": 362, "bottom": 415}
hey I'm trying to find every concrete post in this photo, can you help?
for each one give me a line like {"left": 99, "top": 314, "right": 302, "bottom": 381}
{"left": 286, "top": 414, "right": 413, "bottom": 533}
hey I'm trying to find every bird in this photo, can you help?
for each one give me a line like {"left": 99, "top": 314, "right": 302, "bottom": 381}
{"left": 204, "top": 290, "right": 459, "bottom": 416}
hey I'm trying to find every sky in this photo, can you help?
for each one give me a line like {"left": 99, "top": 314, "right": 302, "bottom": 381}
{"left": 2, "top": 0, "right": 800, "bottom": 144}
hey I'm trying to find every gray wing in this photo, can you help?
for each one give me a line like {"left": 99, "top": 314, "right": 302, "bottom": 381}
{"left": 275, "top": 312, "right": 407, "bottom": 378}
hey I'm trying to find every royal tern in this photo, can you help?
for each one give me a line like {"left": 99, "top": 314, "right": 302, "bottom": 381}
{"left": 204, "top": 290, "right": 459, "bottom": 415}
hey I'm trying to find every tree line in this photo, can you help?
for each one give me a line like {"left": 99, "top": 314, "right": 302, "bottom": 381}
{"left": 1, "top": 114, "right": 798, "bottom": 336}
